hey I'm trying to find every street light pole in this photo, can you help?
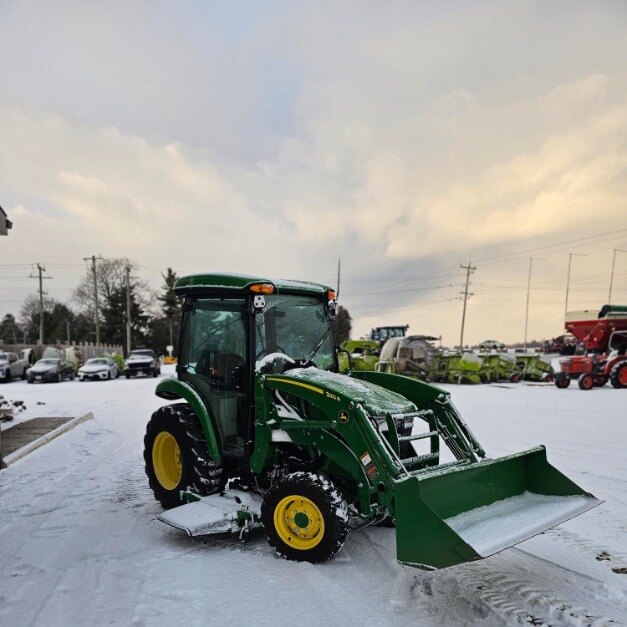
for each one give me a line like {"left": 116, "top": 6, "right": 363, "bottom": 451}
{"left": 524, "top": 257, "right": 545, "bottom": 352}
{"left": 564, "top": 253, "right": 587, "bottom": 318}
{"left": 608, "top": 248, "right": 627, "bottom": 304}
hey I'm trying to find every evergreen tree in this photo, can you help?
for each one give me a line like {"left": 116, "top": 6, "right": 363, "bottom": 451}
{"left": 0, "top": 313, "right": 20, "bottom": 344}
{"left": 334, "top": 305, "right": 352, "bottom": 344}
{"left": 157, "top": 267, "right": 180, "bottom": 354}
{"left": 101, "top": 285, "right": 149, "bottom": 350}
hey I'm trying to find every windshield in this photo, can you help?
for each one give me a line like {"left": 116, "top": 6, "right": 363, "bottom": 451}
{"left": 38, "top": 359, "right": 60, "bottom": 365}
{"left": 86, "top": 359, "right": 108, "bottom": 365}
{"left": 0, "top": 352, "right": 7, "bottom": 360}
{"left": 255, "top": 295, "right": 335, "bottom": 371}
{"left": 130, "top": 350, "right": 153, "bottom": 357}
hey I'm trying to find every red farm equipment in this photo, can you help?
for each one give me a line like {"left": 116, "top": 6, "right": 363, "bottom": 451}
{"left": 554, "top": 305, "right": 627, "bottom": 390}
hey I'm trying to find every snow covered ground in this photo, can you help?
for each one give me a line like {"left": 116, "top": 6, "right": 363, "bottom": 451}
{"left": 0, "top": 367, "right": 625, "bottom": 626}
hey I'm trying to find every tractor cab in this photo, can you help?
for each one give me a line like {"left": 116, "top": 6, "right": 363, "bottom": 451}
{"left": 369, "top": 325, "right": 409, "bottom": 346}
{"left": 173, "top": 275, "right": 338, "bottom": 462}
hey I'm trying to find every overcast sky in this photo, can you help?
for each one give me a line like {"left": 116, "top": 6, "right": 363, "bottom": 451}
{"left": 1, "top": 1, "right": 626, "bottom": 344}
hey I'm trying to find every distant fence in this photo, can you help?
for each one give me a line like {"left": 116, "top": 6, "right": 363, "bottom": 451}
{"left": 0, "top": 342, "right": 123, "bottom": 364}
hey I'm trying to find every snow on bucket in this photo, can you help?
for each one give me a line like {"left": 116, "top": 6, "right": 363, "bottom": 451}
{"left": 393, "top": 446, "right": 601, "bottom": 570}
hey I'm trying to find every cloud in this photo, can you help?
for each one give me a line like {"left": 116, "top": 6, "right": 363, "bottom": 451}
{"left": 1, "top": 1, "right": 627, "bottom": 343}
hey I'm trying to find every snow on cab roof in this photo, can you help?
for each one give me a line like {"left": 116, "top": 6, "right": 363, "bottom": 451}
{"left": 174, "top": 272, "right": 331, "bottom": 297}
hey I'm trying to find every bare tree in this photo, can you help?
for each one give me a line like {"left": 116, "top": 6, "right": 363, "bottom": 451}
{"left": 73, "top": 258, "right": 151, "bottom": 316}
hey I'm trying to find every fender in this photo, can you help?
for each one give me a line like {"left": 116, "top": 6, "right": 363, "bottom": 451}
{"left": 155, "top": 378, "right": 221, "bottom": 462}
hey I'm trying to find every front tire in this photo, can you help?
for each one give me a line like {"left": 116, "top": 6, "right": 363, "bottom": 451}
{"left": 610, "top": 362, "right": 627, "bottom": 389}
{"left": 578, "top": 373, "right": 594, "bottom": 390}
{"left": 144, "top": 404, "right": 223, "bottom": 509}
{"left": 555, "top": 373, "right": 570, "bottom": 388}
{"left": 261, "top": 472, "right": 348, "bottom": 564}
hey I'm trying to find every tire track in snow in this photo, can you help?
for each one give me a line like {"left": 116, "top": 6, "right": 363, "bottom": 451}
{"left": 454, "top": 551, "right": 623, "bottom": 626}
{"left": 542, "top": 528, "right": 627, "bottom": 576}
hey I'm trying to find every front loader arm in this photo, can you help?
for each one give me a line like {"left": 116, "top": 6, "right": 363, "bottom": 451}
{"left": 352, "top": 371, "right": 485, "bottom": 460}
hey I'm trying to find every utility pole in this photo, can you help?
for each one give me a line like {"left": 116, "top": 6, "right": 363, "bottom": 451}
{"left": 336, "top": 259, "right": 341, "bottom": 298}
{"left": 84, "top": 255, "right": 103, "bottom": 345}
{"left": 459, "top": 262, "right": 476, "bottom": 351}
{"left": 564, "top": 253, "right": 587, "bottom": 318}
{"left": 66, "top": 319, "right": 71, "bottom": 344}
{"left": 125, "top": 264, "right": 132, "bottom": 355}
{"left": 524, "top": 257, "right": 545, "bottom": 352}
{"left": 608, "top": 248, "right": 627, "bottom": 304}
{"left": 28, "top": 263, "right": 52, "bottom": 345}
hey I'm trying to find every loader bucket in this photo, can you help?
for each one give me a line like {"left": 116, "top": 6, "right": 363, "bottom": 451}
{"left": 393, "top": 446, "right": 600, "bottom": 570}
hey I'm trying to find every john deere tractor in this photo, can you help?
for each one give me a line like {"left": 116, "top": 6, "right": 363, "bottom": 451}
{"left": 144, "top": 273, "right": 599, "bottom": 570}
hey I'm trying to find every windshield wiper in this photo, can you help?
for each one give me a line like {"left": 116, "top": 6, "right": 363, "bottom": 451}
{"left": 304, "top": 326, "right": 332, "bottom": 365}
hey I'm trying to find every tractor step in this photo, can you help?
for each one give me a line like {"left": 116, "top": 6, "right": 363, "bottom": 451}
{"left": 157, "top": 490, "right": 262, "bottom": 537}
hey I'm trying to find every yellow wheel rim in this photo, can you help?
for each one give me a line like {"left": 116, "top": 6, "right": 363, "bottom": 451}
{"left": 273, "top": 495, "right": 325, "bottom": 550}
{"left": 152, "top": 431, "right": 183, "bottom": 490}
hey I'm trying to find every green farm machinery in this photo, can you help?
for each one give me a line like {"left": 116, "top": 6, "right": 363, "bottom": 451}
{"left": 516, "top": 354, "right": 554, "bottom": 382}
{"left": 144, "top": 273, "right": 599, "bottom": 570}
{"left": 338, "top": 339, "right": 379, "bottom": 372}
{"left": 430, "top": 352, "right": 483, "bottom": 384}
{"left": 479, "top": 353, "right": 522, "bottom": 383}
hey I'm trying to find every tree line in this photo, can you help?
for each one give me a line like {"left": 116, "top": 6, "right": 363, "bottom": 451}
{"left": 0, "top": 259, "right": 180, "bottom": 356}
{"left": 0, "top": 262, "right": 353, "bottom": 355}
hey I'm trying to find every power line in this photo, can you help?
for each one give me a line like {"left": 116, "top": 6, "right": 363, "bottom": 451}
{"left": 473, "top": 228, "right": 627, "bottom": 264}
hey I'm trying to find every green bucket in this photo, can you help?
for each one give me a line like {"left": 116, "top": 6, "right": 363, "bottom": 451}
{"left": 393, "top": 446, "right": 600, "bottom": 569}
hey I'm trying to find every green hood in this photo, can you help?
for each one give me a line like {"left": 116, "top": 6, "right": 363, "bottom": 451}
{"left": 279, "top": 367, "right": 416, "bottom": 416}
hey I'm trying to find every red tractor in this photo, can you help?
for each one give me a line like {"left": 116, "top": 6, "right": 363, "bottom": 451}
{"left": 555, "top": 331, "right": 627, "bottom": 389}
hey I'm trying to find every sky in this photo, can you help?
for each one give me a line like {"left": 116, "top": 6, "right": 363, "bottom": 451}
{"left": 1, "top": 0, "right": 626, "bottom": 345}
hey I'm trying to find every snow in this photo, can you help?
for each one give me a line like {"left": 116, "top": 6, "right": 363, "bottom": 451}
{"left": 158, "top": 491, "right": 262, "bottom": 536}
{"left": 0, "top": 369, "right": 625, "bottom": 625}
{"left": 255, "top": 352, "right": 294, "bottom": 371}
{"left": 446, "top": 492, "right": 598, "bottom": 557}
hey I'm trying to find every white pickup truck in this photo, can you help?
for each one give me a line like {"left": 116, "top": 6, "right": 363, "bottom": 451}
{"left": 0, "top": 351, "right": 28, "bottom": 382}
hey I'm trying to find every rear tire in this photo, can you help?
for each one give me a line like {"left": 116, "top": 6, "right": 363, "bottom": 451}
{"left": 610, "top": 362, "right": 627, "bottom": 389}
{"left": 3, "top": 369, "right": 11, "bottom": 383}
{"left": 578, "top": 373, "right": 594, "bottom": 390}
{"left": 261, "top": 472, "right": 348, "bottom": 563}
{"left": 144, "top": 404, "right": 224, "bottom": 509}
{"left": 125, "top": 373, "right": 131, "bottom": 379}
{"left": 21, "top": 368, "right": 27, "bottom": 380}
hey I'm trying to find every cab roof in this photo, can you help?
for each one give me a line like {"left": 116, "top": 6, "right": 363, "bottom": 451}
{"left": 174, "top": 272, "right": 332, "bottom": 298}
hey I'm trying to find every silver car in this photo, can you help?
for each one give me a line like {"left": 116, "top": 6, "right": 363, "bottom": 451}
{"left": 78, "top": 357, "right": 119, "bottom": 381}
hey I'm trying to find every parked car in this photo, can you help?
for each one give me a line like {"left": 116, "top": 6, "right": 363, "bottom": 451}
{"left": 478, "top": 339, "right": 506, "bottom": 350}
{"left": 78, "top": 357, "right": 119, "bottom": 381}
{"left": 27, "top": 358, "right": 75, "bottom": 383}
{"left": 0, "top": 351, "right": 28, "bottom": 382}
{"left": 124, "top": 349, "right": 161, "bottom": 378}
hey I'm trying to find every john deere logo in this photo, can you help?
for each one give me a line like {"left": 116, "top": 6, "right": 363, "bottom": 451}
{"left": 338, "top": 410, "right": 349, "bottom": 423}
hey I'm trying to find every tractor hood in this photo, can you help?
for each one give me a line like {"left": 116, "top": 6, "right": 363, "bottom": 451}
{"left": 274, "top": 367, "right": 417, "bottom": 416}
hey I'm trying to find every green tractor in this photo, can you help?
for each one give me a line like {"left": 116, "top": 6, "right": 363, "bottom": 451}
{"left": 144, "top": 273, "right": 599, "bottom": 570}
{"left": 369, "top": 325, "right": 409, "bottom": 348}
{"left": 337, "top": 339, "right": 379, "bottom": 372}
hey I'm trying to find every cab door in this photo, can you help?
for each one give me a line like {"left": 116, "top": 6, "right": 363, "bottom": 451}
{"left": 179, "top": 298, "right": 249, "bottom": 458}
